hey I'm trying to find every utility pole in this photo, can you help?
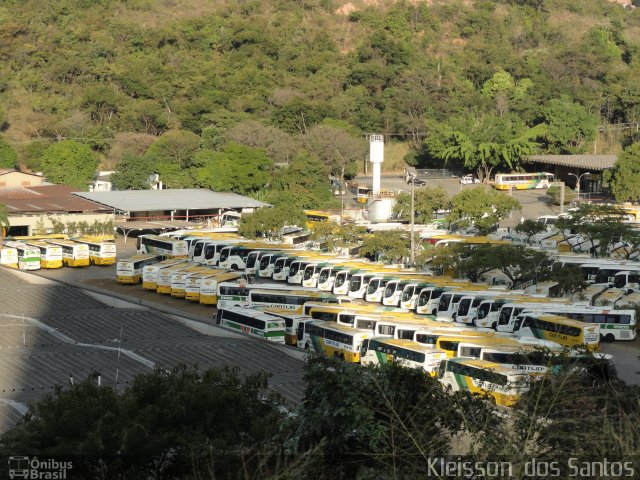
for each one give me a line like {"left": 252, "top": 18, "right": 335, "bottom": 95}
{"left": 410, "top": 177, "right": 415, "bottom": 266}
{"left": 559, "top": 181, "right": 565, "bottom": 214}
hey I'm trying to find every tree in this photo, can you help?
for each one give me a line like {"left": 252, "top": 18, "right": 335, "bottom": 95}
{"left": 514, "top": 219, "right": 547, "bottom": 244}
{"left": 0, "top": 203, "right": 9, "bottom": 242}
{"left": 448, "top": 187, "right": 521, "bottom": 234}
{"left": 393, "top": 186, "right": 450, "bottom": 223}
{"left": 546, "top": 184, "right": 576, "bottom": 205}
{"left": 607, "top": 142, "right": 640, "bottom": 203}
{"left": 490, "top": 244, "right": 550, "bottom": 288}
{"left": 0, "top": 366, "right": 287, "bottom": 479}
{"left": 0, "top": 138, "right": 18, "bottom": 169}
{"left": 267, "top": 152, "right": 335, "bottom": 209}
{"left": 195, "top": 143, "right": 273, "bottom": 195}
{"left": 441, "top": 114, "right": 545, "bottom": 182}
{"left": 144, "top": 130, "right": 201, "bottom": 188}
{"left": 303, "top": 124, "right": 367, "bottom": 185}
{"left": 548, "top": 264, "right": 587, "bottom": 297}
{"left": 238, "top": 206, "right": 307, "bottom": 240}
{"left": 556, "top": 203, "right": 633, "bottom": 257}
{"left": 310, "top": 221, "right": 367, "bottom": 253}
{"left": 359, "top": 230, "right": 409, "bottom": 264}
{"left": 39, "top": 140, "right": 98, "bottom": 189}
{"left": 110, "top": 152, "right": 154, "bottom": 190}
{"left": 542, "top": 97, "right": 598, "bottom": 154}
{"left": 289, "top": 356, "right": 494, "bottom": 479}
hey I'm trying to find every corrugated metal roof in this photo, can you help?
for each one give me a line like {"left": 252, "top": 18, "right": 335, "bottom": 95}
{"left": 0, "top": 185, "right": 110, "bottom": 213}
{"left": 73, "top": 189, "right": 270, "bottom": 213}
{"left": 527, "top": 155, "right": 617, "bottom": 171}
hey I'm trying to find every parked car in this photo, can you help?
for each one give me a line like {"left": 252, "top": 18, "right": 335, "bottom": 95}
{"left": 406, "top": 175, "right": 426, "bottom": 186}
{"left": 460, "top": 174, "right": 480, "bottom": 184}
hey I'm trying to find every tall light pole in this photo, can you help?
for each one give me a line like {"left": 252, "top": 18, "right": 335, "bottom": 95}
{"left": 410, "top": 175, "right": 415, "bottom": 266}
{"left": 567, "top": 172, "right": 591, "bottom": 199}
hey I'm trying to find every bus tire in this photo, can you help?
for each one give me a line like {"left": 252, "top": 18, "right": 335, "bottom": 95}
{"left": 604, "top": 333, "right": 615, "bottom": 343}
{"left": 491, "top": 322, "right": 497, "bottom": 330}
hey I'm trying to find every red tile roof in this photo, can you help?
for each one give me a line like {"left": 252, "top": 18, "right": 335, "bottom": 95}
{"left": 0, "top": 185, "right": 111, "bottom": 214}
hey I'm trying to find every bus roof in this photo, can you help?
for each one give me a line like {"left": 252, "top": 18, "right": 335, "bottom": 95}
{"left": 521, "top": 313, "right": 593, "bottom": 328}
{"left": 446, "top": 357, "right": 526, "bottom": 375}
{"left": 371, "top": 337, "right": 446, "bottom": 352}
{"left": 308, "top": 319, "right": 370, "bottom": 334}
{"left": 120, "top": 253, "right": 161, "bottom": 261}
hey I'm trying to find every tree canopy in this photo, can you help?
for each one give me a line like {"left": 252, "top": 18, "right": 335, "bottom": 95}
{"left": 39, "top": 141, "right": 98, "bottom": 189}
{"left": 447, "top": 186, "right": 521, "bottom": 234}
{"left": 608, "top": 142, "right": 640, "bottom": 203}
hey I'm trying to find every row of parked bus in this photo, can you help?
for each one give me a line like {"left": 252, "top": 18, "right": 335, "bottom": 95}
{"left": 1, "top": 237, "right": 116, "bottom": 270}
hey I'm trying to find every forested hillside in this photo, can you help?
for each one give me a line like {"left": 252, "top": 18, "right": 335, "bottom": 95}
{"left": 0, "top": 0, "right": 639, "bottom": 198}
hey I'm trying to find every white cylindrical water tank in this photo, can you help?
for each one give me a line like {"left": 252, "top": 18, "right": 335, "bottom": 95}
{"left": 369, "top": 134, "right": 384, "bottom": 195}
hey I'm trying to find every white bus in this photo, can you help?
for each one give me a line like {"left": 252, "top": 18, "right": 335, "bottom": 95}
{"left": 142, "top": 258, "right": 187, "bottom": 290}
{"left": 216, "top": 282, "right": 314, "bottom": 309}
{"left": 218, "top": 245, "right": 252, "bottom": 270}
{"left": 0, "top": 246, "right": 18, "bottom": 268}
{"left": 260, "top": 308, "right": 310, "bottom": 346}
{"left": 25, "top": 241, "right": 63, "bottom": 269}
{"left": 287, "top": 259, "right": 316, "bottom": 285}
{"left": 156, "top": 263, "right": 198, "bottom": 294}
{"left": 191, "top": 239, "right": 233, "bottom": 264}
{"left": 517, "top": 305, "right": 636, "bottom": 342}
{"left": 301, "top": 262, "right": 330, "bottom": 288}
{"left": 437, "top": 358, "right": 530, "bottom": 407}
{"left": 272, "top": 255, "right": 297, "bottom": 281}
{"left": 296, "top": 319, "right": 371, "bottom": 362}
{"left": 197, "top": 272, "right": 245, "bottom": 304}
{"left": 215, "top": 307, "right": 286, "bottom": 344}
{"left": 74, "top": 238, "right": 116, "bottom": 265}
{"left": 116, "top": 254, "right": 163, "bottom": 284}
{"left": 248, "top": 289, "right": 343, "bottom": 314}
{"left": 347, "top": 272, "right": 377, "bottom": 299}
{"left": 46, "top": 239, "right": 90, "bottom": 267}
{"left": 183, "top": 268, "right": 229, "bottom": 302}
{"left": 364, "top": 276, "right": 395, "bottom": 303}
{"left": 382, "top": 280, "right": 417, "bottom": 307}
{"left": 494, "top": 172, "right": 554, "bottom": 191}
{"left": 317, "top": 265, "right": 348, "bottom": 292}
{"left": 360, "top": 337, "right": 448, "bottom": 376}
{"left": 137, "top": 235, "right": 188, "bottom": 258}
{"left": 257, "top": 252, "right": 288, "bottom": 279}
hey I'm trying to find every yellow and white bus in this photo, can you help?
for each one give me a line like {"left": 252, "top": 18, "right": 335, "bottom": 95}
{"left": 46, "top": 239, "right": 90, "bottom": 267}
{"left": 0, "top": 246, "right": 18, "bottom": 268}
{"left": 198, "top": 272, "right": 246, "bottom": 305}
{"left": 137, "top": 235, "right": 188, "bottom": 258}
{"left": 74, "top": 237, "right": 116, "bottom": 265}
{"left": 360, "top": 337, "right": 448, "bottom": 376}
{"left": 170, "top": 265, "right": 212, "bottom": 297}
{"left": 156, "top": 262, "right": 197, "bottom": 294}
{"left": 261, "top": 308, "right": 310, "bottom": 346}
{"left": 297, "top": 319, "right": 371, "bottom": 363}
{"left": 437, "top": 357, "right": 530, "bottom": 407}
{"left": 182, "top": 268, "right": 227, "bottom": 302}
{"left": 494, "top": 172, "right": 554, "bottom": 191}
{"left": 25, "top": 241, "right": 63, "bottom": 269}
{"left": 512, "top": 313, "right": 600, "bottom": 351}
{"left": 116, "top": 254, "right": 163, "bottom": 284}
{"left": 3, "top": 242, "right": 41, "bottom": 271}
{"left": 215, "top": 307, "right": 286, "bottom": 344}
{"left": 142, "top": 258, "right": 188, "bottom": 290}
{"left": 304, "top": 210, "right": 331, "bottom": 230}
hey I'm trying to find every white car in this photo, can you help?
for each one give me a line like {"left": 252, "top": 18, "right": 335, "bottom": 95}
{"left": 459, "top": 174, "right": 480, "bottom": 184}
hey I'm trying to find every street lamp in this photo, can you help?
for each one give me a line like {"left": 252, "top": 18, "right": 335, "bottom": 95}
{"left": 534, "top": 258, "right": 549, "bottom": 293}
{"left": 410, "top": 175, "right": 415, "bottom": 266}
{"left": 567, "top": 172, "right": 591, "bottom": 198}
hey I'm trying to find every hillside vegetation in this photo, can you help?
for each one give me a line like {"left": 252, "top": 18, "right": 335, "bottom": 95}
{"left": 1, "top": 0, "right": 639, "bottom": 195}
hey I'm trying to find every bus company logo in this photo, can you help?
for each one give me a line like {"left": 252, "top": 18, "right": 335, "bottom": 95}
{"left": 8, "top": 456, "right": 72, "bottom": 479}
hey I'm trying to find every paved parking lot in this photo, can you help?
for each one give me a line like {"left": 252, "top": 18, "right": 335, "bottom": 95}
{"left": 0, "top": 267, "right": 306, "bottom": 433}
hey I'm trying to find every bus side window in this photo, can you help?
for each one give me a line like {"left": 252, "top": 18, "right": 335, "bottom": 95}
{"left": 360, "top": 339, "right": 369, "bottom": 355}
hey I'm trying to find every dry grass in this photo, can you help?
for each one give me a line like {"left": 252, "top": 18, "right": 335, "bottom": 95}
{"left": 546, "top": 10, "right": 606, "bottom": 44}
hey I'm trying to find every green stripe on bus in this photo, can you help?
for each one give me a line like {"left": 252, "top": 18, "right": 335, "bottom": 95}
{"left": 374, "top": 351, "right": 389, "bottom": 364}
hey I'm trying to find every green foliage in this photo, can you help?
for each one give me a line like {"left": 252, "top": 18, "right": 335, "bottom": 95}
{"left": 266, "top": 152, "right": 334, "bottom": 208}
{"left": 556, "top": 203, "right": 634, "bottom": 257}
{"left": 548, "top": 264, "right": 587, "bottom": 297}
{"left": 514, "top": 218, "right": 547, "bottom": 243}
{"left": 448, "top": 186, "right": 521, "bottom": 234}
{"left": 430, "top": 243, "right": 499, "bottom": 282}
{"left": 608, "top": 142, "right": 640, "bottom": 203}
{"left": 238, "top": 206, "right": 307, "bottom": 240}
{"left": 39, "top": 141, "right": 98, "bottom": 189}
{"left": 303, "top": 124, "right": 366, "bottom": 180}
{"left": 195, "top": 142, "right": 273, "bottom": 195}
{"left": 110, "top": 152, "right": 154, "bottom": 190}
{"left": 393, "top": 186, "right": 450, "bottom": 223}
{"left": 0, "top": 203, "right": 9, "bottom": 240}
{"left": 0, "top": 139, "right": 18, "bottom": 169}
{"left": 440, "top": 114, "right": 545, "bottom": 181}
{"left": 0, "top": 366, "right": 286, "bottom": 479}
{"left": 21, "top": 141, "right": 49, "bottom": 173}
{"left": 359, "top": 230, "right": 409, "bottom": 264}
{"left": 490, "top": 244, "right": 550, "bottom": 288}
{"left": 310, "top": 221, "right": 367, "bottom": 252}
{"left": 288, "top": 356, "right": 494, "bottom": 478}
{"left": 543, "top": 97, "right": 598, "bottom": 154}
{"left": 547, "top": 184, "right": 577, "bottom": 205}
